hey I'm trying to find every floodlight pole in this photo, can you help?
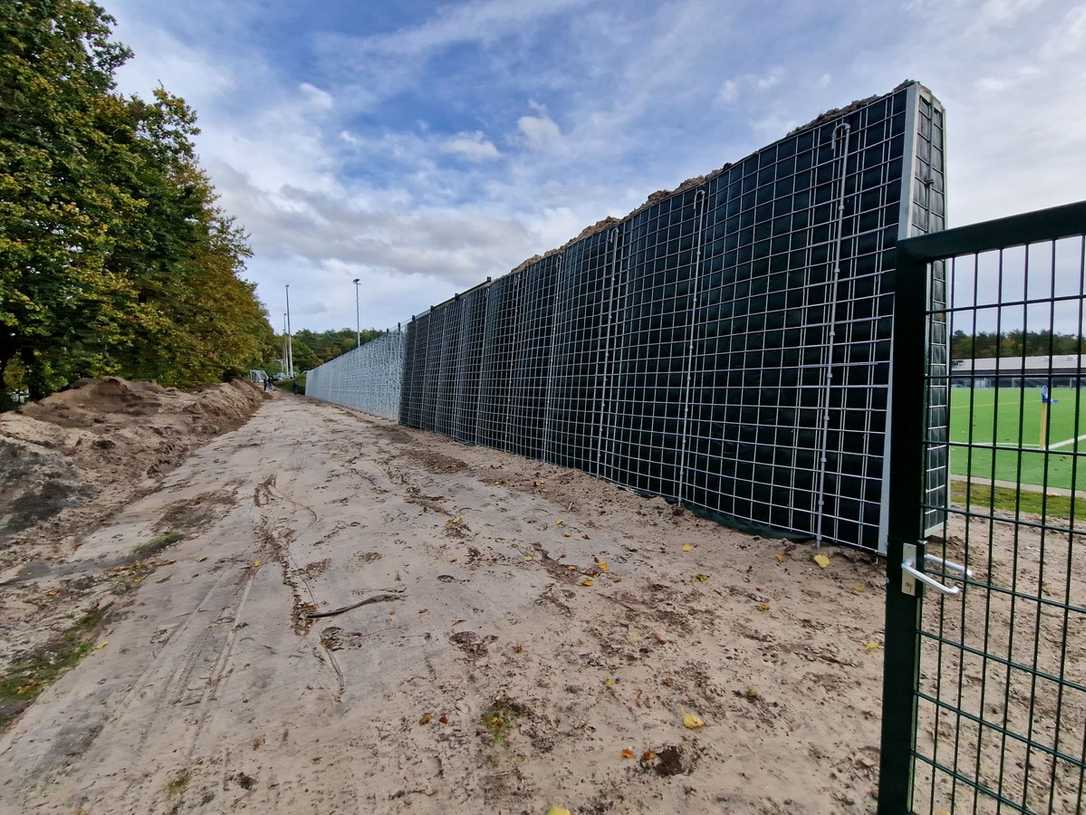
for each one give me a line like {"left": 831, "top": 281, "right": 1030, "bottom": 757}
{"left": 285, "top": 283, "right": 294, "bottom": 379}
{"left": 353, "top": 278, "right": 361, "bottom": 347}
{"left": 282, "top": 311, "right": 289, "bottom": 374}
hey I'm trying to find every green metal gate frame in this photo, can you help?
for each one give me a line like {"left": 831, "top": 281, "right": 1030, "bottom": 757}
{"left": 878, "top": 200, "right": 1086, "bottom": 814}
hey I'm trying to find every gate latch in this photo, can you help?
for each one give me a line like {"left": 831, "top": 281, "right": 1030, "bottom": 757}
{"left": 901, "top": 543, "right": 972, "bottom": 597}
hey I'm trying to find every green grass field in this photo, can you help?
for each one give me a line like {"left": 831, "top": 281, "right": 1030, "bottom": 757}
{"left": 949, "top": 386, "right": 1086, "bottom": 492}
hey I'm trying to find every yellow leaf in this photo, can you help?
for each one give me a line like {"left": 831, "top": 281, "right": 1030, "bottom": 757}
{"left": 252, "top": 559, "right": 262, "bottom": 568}
{"left": 864, "top": 641, "right": 881, "bottom": 651}
{"left": 418, "top": 713, "right": 432, "bottom": 725}
{"left": 595, "top": 560, "right": 609, "bottom": 573}
{"left": 853, "top": 583, "right": 865, "bottom": 593}
{"left": 580, "top": 577, "right": 594, "bottom": 587}
{"left": 755, "top": 602, "right": 770, "bottom": 612}
{"left": 604, "top": 677, "right": 616, "bottom": 688}
{"left": 546, "top": 807, "right": 571, "bottom": 815}
{"left": 555, "top": 519, "right": 565, "bottom": 527}
{"left": 94, "top": 640, "right": 108, "bottom": 651}
{"left": 682, "top": 543, "right": 694, "bottom": 553}
{"left": 813, "top": 554, "right": 831, "bottom": 569}
{"left": 693, "top": 573, "right": 709, "bottom": 583}
{"left": 682, "top": 713, "right": 705, "bottom": 729}
{"left": 621, "top": 748, "right": 635, "bottom": 759}
{"left": 774, "top": 552, "right": 785, "bottom": 563}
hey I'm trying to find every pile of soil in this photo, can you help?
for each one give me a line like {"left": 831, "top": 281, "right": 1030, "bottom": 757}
{"left": 0, "top": 378, "right": 266, "bottom": 555}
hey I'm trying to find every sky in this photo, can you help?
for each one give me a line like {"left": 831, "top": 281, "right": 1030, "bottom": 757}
{"left": 106, "top": 0, "right": 1086, "bottom": 333}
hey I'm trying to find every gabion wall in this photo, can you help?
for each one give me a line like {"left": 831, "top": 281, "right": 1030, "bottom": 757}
{"left": 304, "top": 330, "right": 404, "bottom": 420}
{"left": 400, "top": 82, "right": 947, "bottom": 553}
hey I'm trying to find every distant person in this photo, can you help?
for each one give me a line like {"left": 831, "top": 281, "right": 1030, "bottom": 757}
{"left": 263, "top": 375, "right": 272, "bottom": 393}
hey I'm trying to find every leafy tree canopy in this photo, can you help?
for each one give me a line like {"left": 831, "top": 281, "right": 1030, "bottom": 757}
{"left": 0, "top": 0, "right": 277, "bottom": 401}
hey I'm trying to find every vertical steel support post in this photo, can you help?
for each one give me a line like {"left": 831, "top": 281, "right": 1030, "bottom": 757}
{"left": 877, "top": 246, "right": 929, "bottom": 814}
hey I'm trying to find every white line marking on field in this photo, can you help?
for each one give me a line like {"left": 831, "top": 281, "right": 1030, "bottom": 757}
{"left": 1048, "top": 433, "right": 1086, "bottom": 450}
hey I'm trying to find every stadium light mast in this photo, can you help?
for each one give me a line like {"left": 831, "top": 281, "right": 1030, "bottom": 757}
{"left": 353, "top": 278, "right": 361, "bottom": 347}
{"left": 285, "top": 283, "right": 294, "bottom": 379}
{"left": 282, "top": 311, "right": 289, "bottom": 375}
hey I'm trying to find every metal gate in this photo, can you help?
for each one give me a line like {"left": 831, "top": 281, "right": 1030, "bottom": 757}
{"left": 879, "top": 201, "right": 1086, "bottom": 813}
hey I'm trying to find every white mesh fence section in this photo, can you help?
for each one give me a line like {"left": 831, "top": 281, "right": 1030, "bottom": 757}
{"left": 303, "top": 331, "right": 404, "bottom": 420}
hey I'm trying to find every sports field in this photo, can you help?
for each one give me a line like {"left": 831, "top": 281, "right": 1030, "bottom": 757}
{"left": 949, "top": 386, "right": 1086, "bottom": 491}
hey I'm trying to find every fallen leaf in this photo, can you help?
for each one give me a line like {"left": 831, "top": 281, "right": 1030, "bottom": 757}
{"left": 555, "top": 519, "right": 565, "bottom": 527}
{"left": 563, "top": 532, "right": 571, "bottom": 538}
{"left": 621, "top": 748, "right": 635, "bottom": 759}
{"left": 546, "top": 807, "right": 571, "bottom": 815}
{"left": 774, "top": 552, "right": 786, "bottom": 563}
{"left": 580, "top": 577, "right": 594, "bottom": 587}
{"left": 682, "top": 544, "right": 694, "bottom": 553}
{"left": 755, "top": 602, "right": 770, "bottom": 612}
{"left": 439, "top": 714, "right": 449, "bottom": 725}
{"left": 418, "top": 713, "right": 432, "bottom": 725}
{"left": 864, "top": 641, "right": 882, "bottom": 651}
{"left": 693, "top": 574, "right": 709, "bottom": 583}
{"left": 604, "top": 677, "right": 616, "bottom": 688}
{"left": 813, "top": 554, "right": 831, "bottom": 569}
{"left": 853, "top": 583, "right": 865, "bottom": 593}
{"left": 94, "top": 640, "right": 108, "bottom": 651}
{"left": 252, "top": 559, "right": 262, "bottom": 568}
{"left": 595, "top": 560, "right": 609, "bottom": 573}
{"left": 641, "top": 750, "right": 656, "bottom": 763}
{"left": 682, "top": 713, "right": 705, "bottom": 729}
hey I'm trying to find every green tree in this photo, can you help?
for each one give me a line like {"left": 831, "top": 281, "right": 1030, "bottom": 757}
{"left": 0, "top": 0, "right": 274, "bottom": 400}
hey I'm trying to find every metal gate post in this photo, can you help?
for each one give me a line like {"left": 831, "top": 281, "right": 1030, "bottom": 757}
{"left": 877, "top": 247, "right": 929, "bottom": 814}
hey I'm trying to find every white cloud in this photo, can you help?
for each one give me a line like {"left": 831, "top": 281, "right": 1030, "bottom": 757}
{"left": 441, "top": 131, "right": 501, "bottom": 161}
{"left": 103, "top": 0, "right": 1086, "bottom": 333}
{"left": 716, "top": 68, "right": 784, "bottom": 106}
{"left": 517, "top": 113, "right": 563, "bottom": 152}
{"left": 299, "top": 82, "right": 334, "bottom": 111}
{"left": 754, "top": 67, "right": 783, "bottom": 90}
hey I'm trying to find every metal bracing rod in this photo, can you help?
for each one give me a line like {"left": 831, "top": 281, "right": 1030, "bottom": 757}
{"left": 542, "top": 254, "right": 564, "bottom": 463}
{"left": 675, "top": 188, "right": 709, "bottom": 506}
{"left": 813, "top": 122, "right": 852, "bottom": 545}
{"left": 594, "top": 228, "right": 622, "bottom": 478}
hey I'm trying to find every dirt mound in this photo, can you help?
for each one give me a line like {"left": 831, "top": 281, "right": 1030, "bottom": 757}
{"left": 0, "top": 378, "right": 266, "bottom": 554}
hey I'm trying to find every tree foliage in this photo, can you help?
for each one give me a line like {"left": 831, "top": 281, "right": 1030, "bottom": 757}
{"left": 0, "top": 0, "right": 275, "bottom": 399}
{"left": 951, "top": 330, "right": 1086, "bottom": 361}
{"left": 291, "top": 328, "right": 382, "bottom": 371}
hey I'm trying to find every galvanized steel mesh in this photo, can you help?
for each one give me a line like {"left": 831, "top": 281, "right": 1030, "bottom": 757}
{"left": 399, "top": 82, "right": 947, "bottom": 552}
{"left": 304, "top": 330, "right": 404, "bottom": 420}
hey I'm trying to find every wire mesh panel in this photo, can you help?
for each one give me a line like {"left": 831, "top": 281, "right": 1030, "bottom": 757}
{"left": 451, "top": 285, "right": 488, "bottom": 444}
{"left": 607, "top": 189, "right": 706, "bottom": 497}
{"left": 434, "top": 297, "right": 461, "bottom": 438}
{"left": 476, "top": 275, "right": 517, "bottom": 449}
{"left": 402, "top": 312, "right": 430, "bottom": 428}
{"left": 507, "top": 255, "right": 560, "bottom": 459}
{"left": 544, "top": 229, "right": 619, "bottom": 473}
{"left": 879, "top": 202, "right": 1086, "bottom": 815}
{"left": 397, "top": 81, "right": 946, "bottom": 554}
{"left": 678, "top": 83, "right": 940, "bottom": 550}
{"left": 303, "top": 330, "right": 405, "bottom": 420}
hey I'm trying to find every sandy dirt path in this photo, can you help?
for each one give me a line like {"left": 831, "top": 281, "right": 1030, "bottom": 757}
{"left": 0, "top": 396, "right": 891, "bottom": 814}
